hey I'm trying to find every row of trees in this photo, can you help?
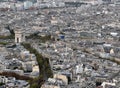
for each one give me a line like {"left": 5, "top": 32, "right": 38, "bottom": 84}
{"left": 0, "top": 35, "right": 14, "bottom": 39}
{"left": 26, "top": 33, "right": 52, "bottom": 43}
{"left": 22, "top": 43, "right": 53, "bottom": 88}
{"left": 0, "top": 71, "right": 32, "bottom": 81}
{"left": 0, "top": 25, "right": 15, "bottom": 40}
{"left": 0, "top": 42, "right": 9, "bottom": 45}
{"left": 83, "top": 48, "right": 120, "bottom": 65}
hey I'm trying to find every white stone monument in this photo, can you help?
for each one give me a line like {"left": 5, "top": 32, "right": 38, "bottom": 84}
{"left": 15, "top": 29, "right": 25, "bottom": 43}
